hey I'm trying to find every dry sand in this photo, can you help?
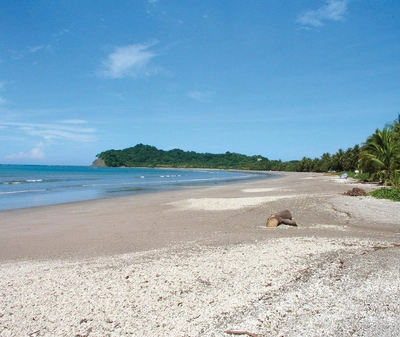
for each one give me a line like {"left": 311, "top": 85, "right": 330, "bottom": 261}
{"left": 0, "top": 172, "right": 399, "bottom": 336}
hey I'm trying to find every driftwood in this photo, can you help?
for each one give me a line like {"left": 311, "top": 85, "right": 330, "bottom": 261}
{"left": 266, "top": 209, "right": 298, "bottom": 227}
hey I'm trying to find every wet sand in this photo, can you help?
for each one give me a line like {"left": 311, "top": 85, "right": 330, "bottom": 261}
{"left": 1, "top": 172, "right": 399, "bottom": 336}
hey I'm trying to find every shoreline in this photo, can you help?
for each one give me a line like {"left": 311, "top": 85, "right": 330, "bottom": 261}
{"left": 0, "top": 166, "right": 279, "bottom": 212}
{"left": 1, "top": 171, "right": 398, "bottom": 262}
{"left": 1, "top": 172, "right": 399, "bottom": 336}
{"left": 0, "top": 171, "right": 285, "bottom": 261}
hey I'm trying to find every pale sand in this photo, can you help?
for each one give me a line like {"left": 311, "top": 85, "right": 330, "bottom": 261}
{"left": 0, "top": 172, "right": 399, "bottom": 336}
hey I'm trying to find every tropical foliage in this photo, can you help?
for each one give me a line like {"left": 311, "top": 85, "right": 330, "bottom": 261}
{"left": 95, "top": 115, "right": 400, "bottom": 187}
{"left": 369, "top": 187, "right": 400, "bottom": 202}
{"left": 96, "top": 144, "right": 287, "bottom": 170}
{"left": 357, "top": 115, "right": 400, "bottom": 187}
{"left": 359, "top": 128, "right": 400, "bottom": 185}
{"left": 293, "top": 145, "right": 360, "bottom": 173}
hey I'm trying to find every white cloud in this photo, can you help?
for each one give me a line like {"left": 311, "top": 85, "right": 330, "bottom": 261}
{"left": 4, "top": 144, "right": 45, "bottom": 160}
{"left": 188, "top": 90, "right": 215, "bottom": 102}
{"left": 297, "top": 0, "right": 348, "bottom": 27}
{"left": 105, "top": 92, "right": 126, "bottom": 101}
{"left": 1, "top": 121, "right": 97, "bottom": 143}
{"left": 29, "top": 45, "right": 52, "bottom": 53}
{"left": 58, "top": 119, "right": 88, "bottom": 124}
{"left": 0, "top": 96, "right": 7, "bottom": 105}
{"left": 52, "top": 29, "right": 71, "bottom": 39}
{"left": 29, "top": 45, "right": 44, "bottom": 53}
{"left": 100, "top": 42, "right": 158, "bottom": 79}
{"left": 25, "top": 129, "right": 95, "bottom": 142}
{"left": 7, "top": 29, "right": 68, "bottom": 61}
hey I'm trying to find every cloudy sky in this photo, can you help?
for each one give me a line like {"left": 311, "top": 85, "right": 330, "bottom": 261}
{"left": 1, "top": 0, "right": 399, "bottom": 165}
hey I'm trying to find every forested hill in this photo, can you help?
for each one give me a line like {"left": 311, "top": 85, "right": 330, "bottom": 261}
{"left": 94, "top": 116, "right": 399, "bottom": 178}
{"left": 94, "top": 144, "right": 289, "bottom": 171}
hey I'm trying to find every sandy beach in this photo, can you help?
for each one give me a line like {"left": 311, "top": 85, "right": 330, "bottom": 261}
{"left": 1, "top": 172, "right": 399, "bottom": 336}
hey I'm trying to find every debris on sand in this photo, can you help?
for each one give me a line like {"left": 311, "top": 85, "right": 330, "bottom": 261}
{"left": 343, "top": 188, "right": 368, "bottom": 197}
{"left": 266, "top": 210, "right": 298, "bottom": 227}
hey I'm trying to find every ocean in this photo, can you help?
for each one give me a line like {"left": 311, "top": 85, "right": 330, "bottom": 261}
{"left": 0, "top": 165, "right": 277, "bottom": 211}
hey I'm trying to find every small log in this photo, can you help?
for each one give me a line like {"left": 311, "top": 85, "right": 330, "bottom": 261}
{"left": 266, "top": 209, "right": 298, "bottom": 227}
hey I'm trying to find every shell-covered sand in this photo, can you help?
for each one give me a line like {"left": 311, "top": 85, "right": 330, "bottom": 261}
{"left": 0, "top": 172, "right": 399, "bottom": 336}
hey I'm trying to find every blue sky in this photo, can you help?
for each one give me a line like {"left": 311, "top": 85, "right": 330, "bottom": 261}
{"left": 1, "top": 0, "right": 399, "bottom": 165}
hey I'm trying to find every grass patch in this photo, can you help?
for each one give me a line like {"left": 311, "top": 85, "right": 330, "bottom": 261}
{"left": 338, "top": 171, "right": 369, "bottom": 181}
{"left": 369, "top": 188, "right": 400, "bottom": 202}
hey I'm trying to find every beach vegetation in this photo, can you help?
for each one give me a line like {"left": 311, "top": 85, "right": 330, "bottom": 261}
{"left": 338, "top": 171, "right": 369, "bottom": 181}
{"left": 95, "top": 115, "right": 400, "bottom": 188}
{"left": 359, "top": 128, "right": 400, "bottom": 187}
{"left": 96, "top": 144, "right": 287, "bottom": 171}
{"left": 369, "top": 187, "right": 400, "bottom": 202}
{"left": 292, "top": 145, "right": 360, "bottom": 173}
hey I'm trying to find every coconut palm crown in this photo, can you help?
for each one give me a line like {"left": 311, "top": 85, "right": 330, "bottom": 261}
{"left": 359, "top": 127, "right": 400, "bottom": 186}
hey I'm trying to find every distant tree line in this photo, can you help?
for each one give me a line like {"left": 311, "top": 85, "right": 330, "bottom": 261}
{"left": 96, "top": 144, "right": 287, "bottom": 171}
{"left": 293, "top": 145, "right": 361, "bottom": 173}
{"left": 292, "top": 115, "right": 400, "bottom": 186}
{"left": 95, "top": 115, "right": 400, "bottom": 186}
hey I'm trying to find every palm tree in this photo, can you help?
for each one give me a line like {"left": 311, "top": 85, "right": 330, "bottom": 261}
{"left": 332, "top": 148, "right": 345, "bottom": 172}
{"left": 296, "top": 157, "right": 313, "bottom": 172}
{"left": 359, "top": 128, "right": 400, "bottom": 185}
{"left": 389, "top": 114, "right": 400, "bottom": 141}
{"left": 346, "top": 145, "right": 361, "bottom": 171}
{"left": 320, "top": 152, "right": 332, "bottom": 172}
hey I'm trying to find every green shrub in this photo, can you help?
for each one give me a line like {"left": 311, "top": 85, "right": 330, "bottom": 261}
{"left": 369, "top": 188, "right": 400, "bottom": 202}
{"left": 337, "top": 171, "right": 369, "bottom": 181}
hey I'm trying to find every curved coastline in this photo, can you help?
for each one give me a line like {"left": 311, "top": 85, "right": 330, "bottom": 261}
{"left": 0, "top": 166, "right": 279, "bottom": 211}
{"left": 1, "top": 172, "right": 399, "bottom": 336}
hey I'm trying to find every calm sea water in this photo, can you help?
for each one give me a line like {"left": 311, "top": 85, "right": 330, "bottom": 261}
{"left": 0, "top": 165, "right": 276, "bottom": 211}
